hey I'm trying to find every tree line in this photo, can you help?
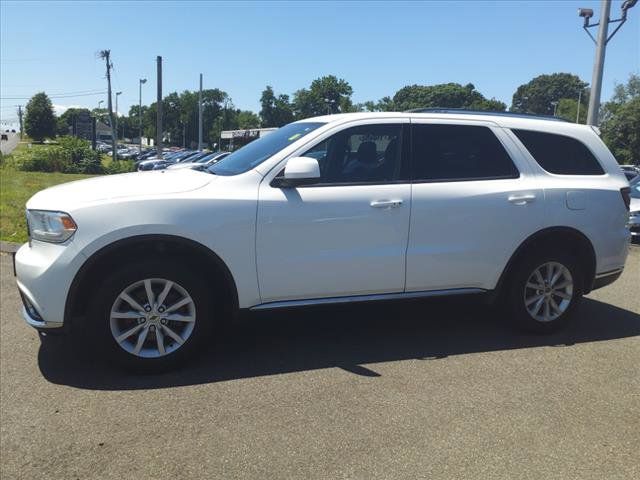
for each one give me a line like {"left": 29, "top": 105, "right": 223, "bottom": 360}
{"left": 23, "top": 72, "right": 639, "bottom": 164}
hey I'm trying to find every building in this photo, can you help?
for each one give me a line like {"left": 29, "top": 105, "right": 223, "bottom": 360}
{"left": 220, "top": 127, "right": 277, "bottom": 151}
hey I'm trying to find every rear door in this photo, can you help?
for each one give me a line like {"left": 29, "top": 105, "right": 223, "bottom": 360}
{"left": 406, "top": 120, "right": 546, "bottom": 292}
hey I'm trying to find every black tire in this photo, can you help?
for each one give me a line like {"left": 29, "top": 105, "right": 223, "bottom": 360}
{"left": 507, "top": 249, "right": 583, "bottom": 334}
{"left": 85, "top": 259, "right": 214, "bottom": 372}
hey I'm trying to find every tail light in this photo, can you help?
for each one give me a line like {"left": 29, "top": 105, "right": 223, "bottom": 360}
{"left": 621, "top": 187, "right": 631, "bottom": 211}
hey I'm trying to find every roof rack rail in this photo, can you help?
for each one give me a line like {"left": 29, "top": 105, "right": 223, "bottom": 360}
{"left": 405, "top": 108, "right": 568, "bottom": 122}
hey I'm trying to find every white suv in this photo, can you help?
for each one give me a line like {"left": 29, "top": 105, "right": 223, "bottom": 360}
{"left": 14, "top": 111, "right": 632, "bottom": 370}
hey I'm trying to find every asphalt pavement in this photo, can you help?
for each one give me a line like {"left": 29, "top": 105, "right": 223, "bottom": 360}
{"left": 1, "top": 249, "right": 638, "bottom": 479}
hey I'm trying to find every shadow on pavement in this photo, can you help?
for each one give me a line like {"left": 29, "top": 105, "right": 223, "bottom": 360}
{"left": 37, "top": 296, "right": 640, "bottom": 391}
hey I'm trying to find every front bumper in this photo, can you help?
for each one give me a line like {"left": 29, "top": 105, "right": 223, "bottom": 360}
{"left": 14, "top": 241, "right": 85, "bottom": 331}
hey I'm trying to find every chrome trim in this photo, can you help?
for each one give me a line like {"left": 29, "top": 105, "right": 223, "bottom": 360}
{"left": 595, "top": 268, "right": 624, "bottom": 279}
{"left": 250, "top": 288, "right": 486, "bottom": 311}
{"left": 22, "top": 307, "right": 64, "bottom": 329}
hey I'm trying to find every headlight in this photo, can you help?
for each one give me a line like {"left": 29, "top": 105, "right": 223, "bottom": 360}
{"left": 26, "top": 210, "right": 77, "bottom": 243}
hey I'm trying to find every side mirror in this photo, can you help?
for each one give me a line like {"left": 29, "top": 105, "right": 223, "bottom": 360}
{"left": 272, "top": 156, "right": 321, "bottom": 187}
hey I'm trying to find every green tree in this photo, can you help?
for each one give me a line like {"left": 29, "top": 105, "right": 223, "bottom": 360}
{"left": 363, "top": 96, "right": 396, "bottom": 112}
{"left": 555, "top": 98, "right": 587, "bottom": 124}
{"left": 511, "top": 73, "right": 588, "bottom": 115}
{"left": 392, "top": 83, "right": 506, "bottom": 112}
{"left": 24, "top": 92, "right": 56, "bottom": 142}
{"left": 56, "top": 107, "right": 92, "bottom": 137}
{"left": 292, "top": 75, "right": 354, "bottom": 118}
{"left": 236, "top": 110, "right": 260, "bottom": 129}
{"left": 601, "top": 74, "right": 640, "bottom": 165}
{"left": 260, "top": 86, "right": 294, "bottom": 127}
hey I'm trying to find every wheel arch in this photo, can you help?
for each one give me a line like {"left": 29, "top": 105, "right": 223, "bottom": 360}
{"left": 494, "top": 226, "right": 597, "bottom": 298}
{"left": 65, "top": 234, "right": 239, "bottom": 326}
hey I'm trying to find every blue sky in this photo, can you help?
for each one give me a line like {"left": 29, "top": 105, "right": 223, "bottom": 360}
{"left": 1, "top": 0, "right": 638, "bottom": 126}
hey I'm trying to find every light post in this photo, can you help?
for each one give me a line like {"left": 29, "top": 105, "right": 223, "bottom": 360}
{"left": 579, "top": 0, "right": 637, "bottom": 125}
{"left": 97, "top": 100, "right": 104, "bottom": 129}
{"left": 551, "top": 101, "right": 559, "bottom": 117}
{"left": 139, "top": 78, "right": 147, "bottom": 153}
{"left": 115, "top": 91, "right": 122, "bottom": 142}
{"left": 576, "top": 89, "right": 583, "bottom": 123}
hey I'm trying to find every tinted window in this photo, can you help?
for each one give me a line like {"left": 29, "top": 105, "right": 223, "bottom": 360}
{"left": 209, "top": 122, "right": 324, "bottom": 176}
{"left": 512, "top": 129, "right": 604, "bottom": 175}
{"left": 411, "top": 124, "right": 519, "bottom": 181}
{"left": 300, "top": 124, "right": 403, "bottom": 184}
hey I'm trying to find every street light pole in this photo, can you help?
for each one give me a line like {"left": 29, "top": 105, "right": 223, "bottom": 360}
{"left": 115, "top": 91, "right": 122, "bottom": 142}
{"left": 551, "top": 101, "right": 559, "bottom": 117}
{"left": 588, "top": 0, "right": 611, "bottom": 125}
{"left": 198, "top": 73, "right": 203, "bottom": 150}
{"left": 579, "top": 0, "right": 637, "bottom": 125}
{"left": 576, "top": 90, "right": 583, "bottom": 123}
{"left": 139, "top": 78, "right": 147, "bottom": 153}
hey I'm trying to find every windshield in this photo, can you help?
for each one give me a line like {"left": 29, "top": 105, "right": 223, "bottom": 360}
{"left": 630, "top": 176, "right": 640, "bottom": 199}
{"left": 208, "top": 122, "right": 325, "bottom": 175}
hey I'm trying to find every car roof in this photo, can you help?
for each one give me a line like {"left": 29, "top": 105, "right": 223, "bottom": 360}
{"left": 297, "top": 111, "right": 596, "bottom": 135}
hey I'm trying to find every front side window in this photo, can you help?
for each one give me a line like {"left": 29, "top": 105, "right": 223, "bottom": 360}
{"left": 209, "top": 122, "right": 325, "bottom": 176}
{"left": 411, "top": 124, "right": 520, "bottom": 182}
{"left": 300, "top": 124, "right": 404, "bottom": 184}
{"left": 512, "top": 129, "right": 604, "bottom": 175}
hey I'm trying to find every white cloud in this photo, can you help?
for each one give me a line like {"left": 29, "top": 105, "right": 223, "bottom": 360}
{"left": 53, "top": 104, "right": 82, "bottom": 116}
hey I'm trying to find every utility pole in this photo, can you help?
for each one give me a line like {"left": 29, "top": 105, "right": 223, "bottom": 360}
{"left": 579, "top": 0, "right": 637, "bottom": 125}
{"left": 17, "top": 105, "right": 23, "bottom": 139}
{"left": 198, "top": 73, "right": 203, "bottom": 150}
{"left": 156, "top": 56, "right": 163, "bottom": 153}
{"left": 139, "top": 78, "right": 146, "bottom": 153}
{"left": 99, "top": 49, "right": 117, "bottom": 163}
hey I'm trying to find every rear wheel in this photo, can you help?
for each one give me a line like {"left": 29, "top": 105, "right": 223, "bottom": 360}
{"left": 87, "top": 260, "right": 213, "bottom": 371}
{"left": 507, "top": 251, "right": 582, "bottom": 333}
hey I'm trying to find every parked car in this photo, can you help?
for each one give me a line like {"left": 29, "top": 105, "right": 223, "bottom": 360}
{"left": 620, "top": 165, "right": 639, "bottom": 181}
{"left": 167, "top": 152, "right": 231, "bottom": 171}
{"left": 14, "top": 111, "right": 631, "bottom": 371}
{"left": 628, "top": 175, "right": 640, "bottom": 243}
{"left": 137, "top": 150, "right": 198, "bottom": 171}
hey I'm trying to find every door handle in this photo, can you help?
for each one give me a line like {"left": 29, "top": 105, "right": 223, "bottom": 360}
{"left": 508, "top": 194, "right": 536, "bottom": 206}
{"left": 370, "top": 199, "right": 403, "bottom": 209}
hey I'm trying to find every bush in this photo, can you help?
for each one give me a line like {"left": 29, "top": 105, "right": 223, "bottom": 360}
{"left": 18, "top": 136, "right": 104, "bottom": 174}
{"left": 104, "top": 160, "right": 136, "bottom": 174}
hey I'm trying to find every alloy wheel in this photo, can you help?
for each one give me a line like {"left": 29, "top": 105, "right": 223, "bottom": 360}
{"left": 523, "top": 262, "right": 574, "bottom": 323}
{"left": 109, "top": 278, "right": 197, "bottom": 358}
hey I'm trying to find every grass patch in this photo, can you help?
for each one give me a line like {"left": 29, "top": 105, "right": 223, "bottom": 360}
{"left": 0, "top": 168, "right": 94, "bottom": 243}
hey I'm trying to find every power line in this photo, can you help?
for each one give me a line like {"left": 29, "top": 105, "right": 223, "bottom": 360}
{"left": 0, "top": 91, "right": 106, "bottom": 100}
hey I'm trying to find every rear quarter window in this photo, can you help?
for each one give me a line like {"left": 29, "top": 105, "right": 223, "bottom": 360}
{"left": 512, "top": 129, "right": 604, "bottom": 175}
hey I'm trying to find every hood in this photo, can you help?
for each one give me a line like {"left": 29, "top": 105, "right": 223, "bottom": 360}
{"left": 27, "top": 169, "right": 214, "bottom": 210}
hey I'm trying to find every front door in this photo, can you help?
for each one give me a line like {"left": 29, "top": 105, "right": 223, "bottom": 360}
{"left": 256, "top": 121, "right": 411, "bottom": 303}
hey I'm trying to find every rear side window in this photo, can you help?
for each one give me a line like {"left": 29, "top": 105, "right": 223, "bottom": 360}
{"left": 411, "top": 124, "right": 519, "bottom": 181}
{"left": 512, "top": 129, "right": 604, "bottom": 175}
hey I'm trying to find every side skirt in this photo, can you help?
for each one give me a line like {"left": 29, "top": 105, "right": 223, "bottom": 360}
{"left": 249, "top": 288, "right": 487, "bottom": 311}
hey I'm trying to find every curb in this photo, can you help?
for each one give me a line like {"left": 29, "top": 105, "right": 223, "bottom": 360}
{"left": 0, "top": 241, "right": 21, "bottom": 253}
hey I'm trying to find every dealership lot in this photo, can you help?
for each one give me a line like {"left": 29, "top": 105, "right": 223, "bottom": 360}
{"left": 1, "top": 249, "right": 638, "bottom": 479}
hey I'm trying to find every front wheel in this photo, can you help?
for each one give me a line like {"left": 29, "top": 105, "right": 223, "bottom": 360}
{"left": 87, "top": 260, "right": 213, "bottom": 371}
{"left": 507, "top": 252, "right": 582, "bottom": 333}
